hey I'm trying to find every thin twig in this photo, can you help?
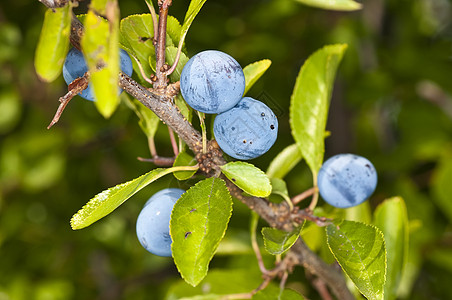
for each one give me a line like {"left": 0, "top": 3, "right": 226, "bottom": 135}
{"left": 148, "top": 136, "right": 157, "bottom": 157}
{"left": 165, "top": 38, "right": 183, "bottom": 76}
{"left": 312, "top": 277, "right": 334, "bottom": 300}
{"left": 137, "top": 156, "right": 175, "bottom": 167}
{"left": 47, "top": 71, "right": 90, "bottom": 129}
{"left": 279, "top": 271, "right": 289, "bottom": 291}
{"left": 168, "top": 127, "right": 179, "bottom": 156}
{"left": 250, "top": 213, "right": 268, "bottom": 274}
{"left": 308, "top": 177, "right": 319, "bottom": 211}
{"left": 292, "top": 187, "right": 318, "bottom": 205}
{"left": 154, "top": 0, "right": 171, "bottom": 88}
{"left": 132, "top": 55, "right": 155, "bottom": 85}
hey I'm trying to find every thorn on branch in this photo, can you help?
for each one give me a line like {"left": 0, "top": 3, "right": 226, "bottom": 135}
{"left": 47, "top": 71, "right": 90, "bottom": 129}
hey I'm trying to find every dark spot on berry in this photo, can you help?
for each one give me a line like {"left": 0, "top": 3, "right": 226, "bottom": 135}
{"left": 250, "top": 141, "right": 253, "bottom": 144}
{"left": 231, "top": 127, "right": 235, "bottom": 131}
{"left": 261, "top": 112, "right": 265, "bottom": 117}
{"left": 270, "top": 125, "right": 275, "bottom": 130}
{"left": 243, "top": 140, "right": 247, "bottom": 143}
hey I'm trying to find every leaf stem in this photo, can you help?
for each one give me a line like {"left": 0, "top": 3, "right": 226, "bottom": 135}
{"left": 168, "top": 127, "right": 179, "bottom": 156}
{"left": 197, "top": 111, "right": 207, "bottom": 153}
{"left": 308, "top": 175, "right": 319, "bottom": 210}
{"left": 274, "top": 192, "right": 294, "bottom": 211}
{"left": 131, "top": 55, "right": 155, "bottom": 85}
{"left": 250, "top": 212, "right": 268, "bottom": 274}
{"left": 165, "top": 38, "right": 183, "bottom": 76}
{"left": 145, "top": 0, "right": 159, "bottom": 42}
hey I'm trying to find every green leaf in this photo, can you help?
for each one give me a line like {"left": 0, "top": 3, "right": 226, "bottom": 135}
{"left": 34, "top": 5, "right": 71, "bottom": 82}
{"left": 119, "top": 14, "right": 155, "bottom": 78}
{"left": 345, "top": 201, "right": 372, "bottom": 224}
{"left": 166, "top": 45, "right": 190, "bottom": 82}
{"left": 167, "top": 16, "right": 183, "bottom": 49}
{"left": 374, "top": 197, "right": 408, "bottom": 300}
{"left": 175, "top": 94, "right": 193, "bottom": 123}
{"left": 289, "top": 44, "right": 347, "bottom": 177}
{"left": 326, "top": 220, "right": 386, "bottom": 300}
{"left": 243, "top": 59, "right": 272, "bottom": 94}
{"left": 268, "top": 178, "right": 288, "bottom": 204}
{"left": 432, "top": 157, "right": 452, "bottom": 223}
{"left": 173, "top": 151, "right": 198, "bottom": 180}
{"left": 266, "top": 144, "right": 302, "bottom": 179}
{"left": 171, "top": 178, "right": 233, "bottom": 286}
{"left": 253, "top": 286, "right": 304, "bottom": 300}
{"left": 166, "top": 268, "right": 263, "bottom": 299}
{"left": 294, "top": 0, "right": 362, "bottom": 11}
{"left": 71, "top": 166, "right": 196, "bottom": 230}
{"left": 90, "top": 0, "right": 109, "bottom": 12}
{"left": 221, "top": 162, "right": 272, "bottom": 197}
{"left": 262, "top": 226, "right": 301, "bottom": 255}
{"left": 82, "top": 7, "right": 120, "bottom": 118}
{"left": 270, "top": 178, "right": 288, "bottom": 196}
{"left": 125, "top": 98, "right": 160, "bottom": 139}
{"left": 178, "top": 0, "right": 207, "bottom": 50}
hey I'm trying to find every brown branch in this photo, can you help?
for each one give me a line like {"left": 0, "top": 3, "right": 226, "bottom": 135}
{"left": 118, "top": 72, "right": 202, "bottom": 153}
{"left": 154, "top": 0, "right": 171, "bottom": 88}
{"left": 137, "top": 156, "right": 175, "bottom": 167}
{"left": 47, "top": 71, "right": 90, "bottom": 129}
{"left": 289, "top": 241, "right": 355, "bottom": 300}
{"left": 70, "top": 12, "right": 83, "bottom": 51}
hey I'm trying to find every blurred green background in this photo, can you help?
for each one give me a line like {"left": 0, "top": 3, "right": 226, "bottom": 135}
{"left": 1, "top": 0, "right": 452, "bottom": 299}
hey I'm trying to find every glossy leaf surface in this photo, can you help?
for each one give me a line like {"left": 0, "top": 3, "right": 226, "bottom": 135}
{"left": 171, "top": 178, "right": 232, "bottom": 286}
{"left": 221, "top": 162, "right": 272, "bottom": 197}
{"left": 326, "top": 220, "right": 386, "bottom": 300}
{"left": 290, "top": 44, "right": 347, "bottom": 177}
{"left": 35, "top": 5, "right": 71, "bottom": 82}
{"left": 374, "top": 197, "right": 408, "bottom": 300}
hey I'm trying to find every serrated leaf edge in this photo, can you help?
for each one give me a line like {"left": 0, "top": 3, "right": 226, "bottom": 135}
{"left": 262, "top": 226, "right": 301, "bottom": 255}
{"left": 171, "top": 178, "right": 233, "bottom": 286}
{"left": 326, "top": 220, "right": 387, "bottom": 300}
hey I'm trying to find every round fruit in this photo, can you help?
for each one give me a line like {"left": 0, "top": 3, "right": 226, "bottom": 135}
{"left": 62, "top": 47, "right": 133, "bottom": 101}
{"left": 213, "top": 97, "right": 278, "bottom": 160}
{"left": 180, "top": 50, "right": 245, "bottom": 114}
{"left": 136, "top": 188, "right": 185, "bottom": 257}
{"left": 317, "top": 154, "right": 377, "bottom": 208}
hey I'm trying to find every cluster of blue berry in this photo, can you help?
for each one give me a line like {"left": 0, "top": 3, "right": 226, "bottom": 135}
{"left": 63, "top": 48, "right": 378, "bottom": 257}
{"left": 180, "top": 50, "right": 279, "bottom": 160}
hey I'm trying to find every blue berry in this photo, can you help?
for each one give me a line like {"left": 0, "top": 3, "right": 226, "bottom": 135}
{"left": 136, "top": 188, "right": 185, "bottom": 257}
{"left": 317, "top": 154, "right": 377, "bottom": 208}
{"left": 213, "top": 97, "right": 278, "bottom": 160}
{"left": 180, "top": 50, "right": 245, "bottom": 114}
{"left": 62, "top": 48, "right": 133, "bottom": 101}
